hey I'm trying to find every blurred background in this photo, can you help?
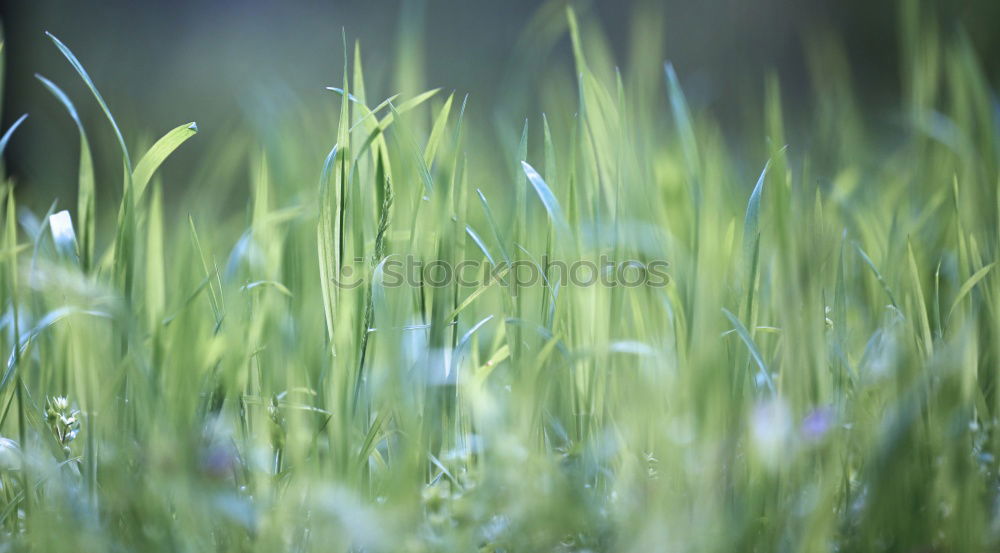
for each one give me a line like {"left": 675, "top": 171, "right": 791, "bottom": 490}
{"left": 0, "top": 0, "right": 998, "bottom": 212}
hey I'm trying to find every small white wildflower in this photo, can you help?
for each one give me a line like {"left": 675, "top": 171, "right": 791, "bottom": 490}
{"left": 50, "top": 396, "right": 69, "bottom": 411}
{"left": 46, "top": 396, "right": 81, "bottom": 457}
{"left": 750, "top": 398, "right": 792, "bottom": 468}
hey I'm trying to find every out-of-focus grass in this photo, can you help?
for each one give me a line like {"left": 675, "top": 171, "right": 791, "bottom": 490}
{"left": 2, "top": 1, "right": 1000, "bottom": 551}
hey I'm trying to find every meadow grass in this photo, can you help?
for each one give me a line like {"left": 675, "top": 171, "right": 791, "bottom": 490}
{"left": 1, "top": 2, "right": 1000, "bottom": 551}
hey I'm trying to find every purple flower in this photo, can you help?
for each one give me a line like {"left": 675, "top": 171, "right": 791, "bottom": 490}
{"left": 801, "top": 407, "right": 835, "bottom": 442}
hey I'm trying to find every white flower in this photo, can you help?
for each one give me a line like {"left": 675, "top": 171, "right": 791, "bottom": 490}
{"left": 750, "top": 398, "right": 792, "bottom": 468}
{"left": 50, "top": 396, "right": 69, "bottom": 411}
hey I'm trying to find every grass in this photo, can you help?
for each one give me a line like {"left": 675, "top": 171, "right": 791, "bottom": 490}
{"left": 2, "top": 1, "right": 1000, "bottom": 551}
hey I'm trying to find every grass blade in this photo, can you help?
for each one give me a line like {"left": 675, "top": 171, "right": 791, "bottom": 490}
{"left": 132, "top": 122, "right": 198, "bottom": 200}
{"left": 45, "top": 31, "right": 131, "bottom": 171}
{"left": 36, "top": 75, "right": 96, "bottom": 270}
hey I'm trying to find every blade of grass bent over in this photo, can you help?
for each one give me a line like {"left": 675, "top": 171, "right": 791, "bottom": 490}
{"left": 45, "top": 31, "right": 131, "bottom": 172}
{"left": 132, "top": 122, "right": 199, "bottom": 201}
{"left": 36, "top": 75, "right": 96, "bottom": 270}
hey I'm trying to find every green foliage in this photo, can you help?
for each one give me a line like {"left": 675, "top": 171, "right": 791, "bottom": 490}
{"left": 2, "top": 4, "right": 1000, "bottom": 552}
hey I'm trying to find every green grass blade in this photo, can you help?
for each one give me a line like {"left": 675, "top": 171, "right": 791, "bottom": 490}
{"left": 476, "top": 190, "right": 511, "bottom": 265}
{"left": 132, "top": 122, "right": 198, "bottom": 200}
{"left": 36, "top": 74, "right": 96, "bottom": 270}
{"left": 521, "top": 161, "right": 570, "bottom": 240}
{"left": 856, "top": 243, "right": 899, "bottom": 308}
{"left": 723, "top": 308, "right": 775, "bottom": 393}
{"left": 947, "top": 262, "right": 994, "bottom": 323}
{"left": 423, "top": 92, "right": 454, "bottom": 166}
{"left": 0, "top": 114, "right": 27, "bottom": 156}
{"left": 45, "top": 31, "right": 131, "bottom": 172}
{"left": 743, "top": 160, "right": 769, "bottom": 259}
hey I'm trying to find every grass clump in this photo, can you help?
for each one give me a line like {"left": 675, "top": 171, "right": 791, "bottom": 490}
{"left": 1, "top": 2, "right": 1000, "bottom": 552}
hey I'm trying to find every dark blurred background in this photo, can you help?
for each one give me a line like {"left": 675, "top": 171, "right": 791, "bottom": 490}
{"left": 0, "top": 0, "right": 998, "bottom": 210}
